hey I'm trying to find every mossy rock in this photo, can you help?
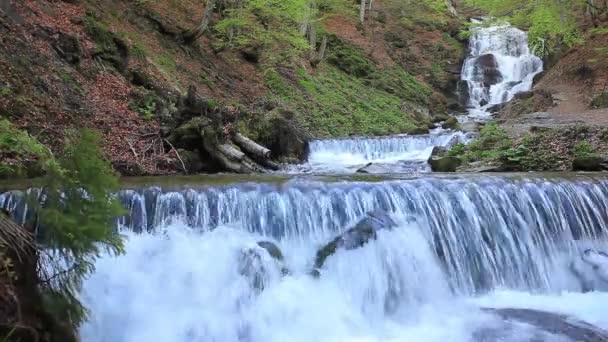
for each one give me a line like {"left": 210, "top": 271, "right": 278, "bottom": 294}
{"left": 441, "top": 117, "right": 459, "bottom": 130}
{"left": 591, "top": 92, "right": 608, "bottom": 109}
{"left": 572, "top": 156, "right": 608, "bottom": 171}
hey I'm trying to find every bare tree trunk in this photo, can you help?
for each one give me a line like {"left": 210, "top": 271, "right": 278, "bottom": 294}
{"left": 368, "top": 0, "right": 374, "bottom": 10}
{"left": 445, "top": 0, "right": 459, "bottom": 17}
{"left": 360, "top": 0, "right": 366, "bottom": 24}
{"left": 318, "top": 34, "right": 328, "bottom": 60}
{"left": 309, "top": 24, "right": 317, "bottom": 48}
{"left": 183, "top": 0, "right": 217, "bottom": 44}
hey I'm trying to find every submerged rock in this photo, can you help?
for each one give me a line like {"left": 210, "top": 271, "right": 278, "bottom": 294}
{"left": 479, "top": 308, "right": 608, "bottom": 342}
{"left": 474, "top": 54, "right": 503, "bottom": 86}
{"left": 313, "top": 211, "right": 397, "bottom": 273}
{"left": 257, "top": 241, "right": 284, "bottom": 262}
{"left": 238, "top": 242, "right": 287, "bottom": 292}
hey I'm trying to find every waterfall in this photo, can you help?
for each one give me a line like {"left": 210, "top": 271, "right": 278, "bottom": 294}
{"left": 293, "top": 132, "right": 468, "bottom": 173}
{"left": 461, "top": 22, "right": 543, "bottom": 119}
{"left": 3, "top": 176, "right": 608, "bottom": 341}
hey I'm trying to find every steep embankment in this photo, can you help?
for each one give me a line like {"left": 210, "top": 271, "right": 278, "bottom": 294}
{"left": 0, "top": 0, "right": 467, "bottom": 176}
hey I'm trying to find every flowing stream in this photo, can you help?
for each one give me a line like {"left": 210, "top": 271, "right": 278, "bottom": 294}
{"left": 297, "top": 21, "right": 542, "bottom": 174}
{"left": 2, "top": 175, "right": 608, "bottom": 341}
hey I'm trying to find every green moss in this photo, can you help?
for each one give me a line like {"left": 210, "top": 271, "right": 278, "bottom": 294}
{"left": 448, "top": 123, "right": 511, "bottom": 162}
{"left": 154, "top": 54, "right": 177, "bottom": 74}
{"left": 0, "top": 119, "right": 50, "bottom": 178}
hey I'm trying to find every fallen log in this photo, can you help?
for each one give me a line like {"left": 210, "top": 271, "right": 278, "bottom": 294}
{"left": 217, "top": 143, "right": 246, "bottom": 162}
{"left": 233, "top": 133, "right": 271, "bottom": 160}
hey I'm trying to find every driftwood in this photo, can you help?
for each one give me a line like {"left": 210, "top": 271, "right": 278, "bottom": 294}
{"left": 233, "top": 133, "right": 271, "bottom": 159}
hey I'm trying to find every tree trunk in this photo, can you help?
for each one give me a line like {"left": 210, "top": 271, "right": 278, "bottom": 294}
{"left": 183, "top": 0, "right": 217, "bottom": 44}
{"left": 308, "top": 24, "right": 317, "bottom": 49}
{"left": 233, "top": 133, "right": 271, "bottom": 159}
{"left": 318, "top": 35, "right": 328, "bottom": 60}
{"left": 360, "top": 0, "right": 366, "bottom": 24}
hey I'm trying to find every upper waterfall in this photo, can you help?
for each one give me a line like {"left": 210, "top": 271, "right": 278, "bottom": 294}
{"left": 461, "top": 22, "right": 543, "bottom": 119}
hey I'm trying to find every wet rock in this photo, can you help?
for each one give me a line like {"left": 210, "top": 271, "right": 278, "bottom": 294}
{"left": 487, "top": 102, "right": 506, "bottom": 113}
{"left": 479, "top": 99, "right": 488, "bottom": 107}
{"left": 532, "top": 71, "right": 545, "bottom": 85}
{"left": 428, "top": 146, "right": 461, "bottom": 172}
{"left": 480, "top": 308, "right": 608, "bottom": 342}
{"left": 238, "top": 247, "right": 271, "bottom": 292}
{"left": 431, "top": 112, "right": 450, "bottom": 123}
{"left": 572, "top": 156, "right": 608, "bottom": 171}
{"left": 458, "top": 161, "right": 502, "bottom": 173}
{"left": 52, "top": 32, "right": 82, "bottom": 64}
{"left": 460, "top": 121, "right": 479, "bottom": 133}
{"left": 474, "top": 54, "right": 502, "bottom": 85}
{"left": 457, "top": 80, "right": 470, "bottom": 106}
{"left": 441, "top": 117, "right": 459, "bottom": 130}
{"left": 514, "top": 90, "right": 534, "bottom": 100}
{"left": 406, "top": 126, "right": 430, "bottom": 135}
{"left": 313, "top": 211, "right": 397, "bottom": 273}
{"left": 257, "top": 241, "right": 284, "bottom": 261}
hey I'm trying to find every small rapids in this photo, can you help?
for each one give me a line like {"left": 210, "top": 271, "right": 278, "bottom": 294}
{"left": 291, "top": 132, "right": 468, "bottom": 174}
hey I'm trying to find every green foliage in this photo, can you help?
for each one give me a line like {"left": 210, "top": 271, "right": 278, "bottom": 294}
{"left": 448, "top": 123, "right": 511, "bottom": 162}
{"left": 270, "top": 65, "right": 428, "bottom": 136}
{"left": 464, "top": 0, "right": 584, "bottom": 55}
{"left": 130, "top": 42, "right": 147, "bottom": 60}
{"left": 154, "top": 54, "right": 177, "bottom": 73}
{"left": 31, "top": 130, "right": 124, "bottom": 327}
{"left": 213, "top": 0, "right": 311, "bottom": 62}
{"left": 573, "top": 141, "right": 596, "bottom": 157}
{"left": 0, "top": 119, "right": 49, "bottom": 178}
{"left": 326, "top": 36, "right": 374, "bottom": 77}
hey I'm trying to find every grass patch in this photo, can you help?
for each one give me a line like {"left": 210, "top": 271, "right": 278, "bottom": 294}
{"left": 0, "top": 119, "right": 49, "bottom": 178}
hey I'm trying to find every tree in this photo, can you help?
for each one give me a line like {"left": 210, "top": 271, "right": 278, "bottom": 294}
{"left": 30, "top": 129, "right": 125, "bottom": 328}
{"left": 183, "top": 0, "right": 218, "bottom": 44}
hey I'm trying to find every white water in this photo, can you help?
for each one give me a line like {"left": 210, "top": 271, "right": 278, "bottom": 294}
{"left": 79, "top": 222, "right": 608, "bottom": 342}
{"left": 3, "top": 177, "right": 608, "bottom": 341}
{"left": 294, "top": 132, "right": 468, "bottom": 174}
{"left": 297, "top": 22, "right": 542, "bottom": 174}
{"left": 461, "top": 22, "right": 543, "bottom": 120}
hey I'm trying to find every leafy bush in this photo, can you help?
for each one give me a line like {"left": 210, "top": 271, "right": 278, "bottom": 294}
{"left": 573, "top": 141, "right": 596, "bottom": 157}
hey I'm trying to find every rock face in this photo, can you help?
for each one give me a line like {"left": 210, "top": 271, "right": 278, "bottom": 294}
{"left": 479, "top": 308, "right": 608, "bottom": 342}
{"left": 313, "top": 211, "right": 397, "bottom": 273}
{"left": 52, "top": 32, "right": 82, "bottom": 65}
{"left": 572, "top": 156, "right": 608, "bottom": 171}
{"left": 474, "top": 54, "right": 502, "bottom": 86}
{"left": 428, "top": 146, "right": 461, "bottom": 172}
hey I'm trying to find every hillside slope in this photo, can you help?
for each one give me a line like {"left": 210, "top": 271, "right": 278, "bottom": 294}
{"left": 0, "top": 0, "right": 467, "bottom": 176}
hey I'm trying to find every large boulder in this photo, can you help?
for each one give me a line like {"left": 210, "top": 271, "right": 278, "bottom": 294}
{"left": 478, "top": 308, "right": 608, "bottom": 341}
{"left": 572, "top": 156, "right": 608, "bottom": 171}
{"left": 428, "top": 146, "right": 461, "bottom": 172}
{"left": 474, "top": 54, "right": 502, "bottom": 86}
{"left": 313, "top": 211, "right": 397, "bottom": 273}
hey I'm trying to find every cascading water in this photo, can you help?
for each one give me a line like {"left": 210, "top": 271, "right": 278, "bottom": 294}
{"left": 292, "top": 132, "right": 469, "bottom": 173}
{"left": 297, "top": 22, "right": 542, "bottom": 173}
{"left": 3, "top": 175, "right": 608, "bottom": 341}
{"left": 461, "top": 21, "right": 543, "bottom": 119}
